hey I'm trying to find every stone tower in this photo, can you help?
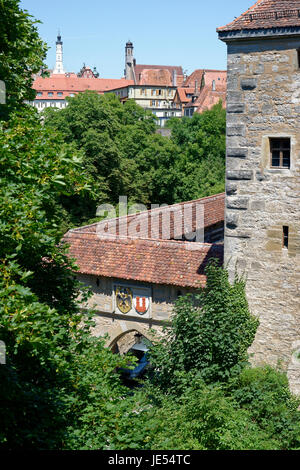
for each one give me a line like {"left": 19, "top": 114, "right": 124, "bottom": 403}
{"left": 53, "top": 32, "right": 65, "bottom": 75}
{"left": 218, "top": 0, "right": 300, "bottom": 393}
{"left": 124, "top": 40, "right": 135, "bottom": 81}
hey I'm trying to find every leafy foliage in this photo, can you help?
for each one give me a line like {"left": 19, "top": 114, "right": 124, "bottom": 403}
{"left": 2, "top": 0, "right": 300, "bottom": 452}
{"left": 227, "top": 366, "right": 300, "bottom": 449}
{"left": 0, "top": 109, "right": 128, "bottom": 449}
{"left": 149, "top": 261, "right": 259, "bottom": 391}
{"left": 43, "top": 93, "right": 226, "bottom": 228}
{"left": 0, "top": 0, "right": 47, "bottom": 119}
{"left": 167, "top": 102, "right": 226, "bottom": 201}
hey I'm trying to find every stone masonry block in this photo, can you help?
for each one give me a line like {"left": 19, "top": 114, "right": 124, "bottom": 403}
{"left": 226, "top": 212, "right": 239, "bottom": 229}
{"left": 227, "top": 91, "right": 242, "bottom": 103}
{"left": 227, "top": 103, "right": 245, "bottom": 113}
{"left": 251, "top": 200, "right": 266, "bottom": 211}
{"left": 241, "top": 78, "right": 257, "bottom": 90}
{"left": 226, "top": 183, "right": 238, "bottom": 196}
{"left": 227, "top": 147, "right": 248, "bottom": 158}
{"left": 226, "top": 197, "right": 249, "bottom": 210}
{"left": 227, "top": 125, "right": 245, "bottom": 137}
{"left": 226, "top": 170, "right": 253, "bottom": 181}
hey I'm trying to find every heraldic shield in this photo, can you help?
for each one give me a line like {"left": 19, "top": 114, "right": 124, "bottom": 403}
{"left": 133, "top": 294, "right": 150, "bottom": 315}
{"left": 116, "top": 286, "right": 133, "bottom": 314}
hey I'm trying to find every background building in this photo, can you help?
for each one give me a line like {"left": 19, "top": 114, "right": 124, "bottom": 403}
{"left": 29, "top": 34, "right": 133, "bottom": 112}
{"left": 30, "top": 35, "right": 227, "bottom": 122}
{"left": 30, "top": 75, "right": 133, "bottom": 112}
{"left": 174, "top": 69, "right": 227, "bottom": 117}
{"left": 108, "top": 83, "right": 181, "bottom": 127}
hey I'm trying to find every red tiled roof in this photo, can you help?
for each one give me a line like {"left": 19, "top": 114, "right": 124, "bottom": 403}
{"left": 134, "top": 64, "right": 184, "bottom": 86}
{"left": 217, "top": 0, "right": 300, "bottom": 32}
{"left": 185, "top": 85, "right": 226, "bottom": 112}
{"left": 63, "top": 235, "right": 223, "bottom": 288}
{"left": 135, "top": 64, "right": 183, "bottom": 76}
{"left": 71, "top": 193, "right": 225, "bottom": 240}
{"left": 183, "top": 69, "right": 227, "bottom": 89}
{"left": 33, "top": 76, "right": 134, "bottom": 99}
{"left": 176, "top": 87, "right": 193, "bottom": 103}
{"left": 62, "top": 194, "right": 225, "bottom": 288}
{"left": 138, "top": 69, "right": 173, "bottom": 86}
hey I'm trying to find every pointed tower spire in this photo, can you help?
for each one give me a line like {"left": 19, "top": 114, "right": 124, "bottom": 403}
{"left": 53, "top": 30, "right": 65, "bottom": 75}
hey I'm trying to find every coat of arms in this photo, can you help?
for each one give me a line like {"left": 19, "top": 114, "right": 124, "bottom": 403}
{"left": 116, "top": 286, "right": 133, "bottom": 314}
{"left": 133, "top": 295, "right": 150, "bottom": 315}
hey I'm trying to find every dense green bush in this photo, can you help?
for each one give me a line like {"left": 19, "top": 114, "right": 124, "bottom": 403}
{"left": 227, "top": 366, "right": 300, "bottom": 449}
{"left": 149, "top": 261, "right": 259, "bottom": 391}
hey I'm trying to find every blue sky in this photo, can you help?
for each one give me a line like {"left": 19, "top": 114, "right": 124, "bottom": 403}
{"left": 20, "top": 0, "right": 254, "bottom": 78}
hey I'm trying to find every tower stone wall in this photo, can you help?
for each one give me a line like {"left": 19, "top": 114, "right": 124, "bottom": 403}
{"left": 223, "top": 35, "right": 300, "bottom": 393}
{"left": 125, "top": 41, "right": 135, "bottom": 81}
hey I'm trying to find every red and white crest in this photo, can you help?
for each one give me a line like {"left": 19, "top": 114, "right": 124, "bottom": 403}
{"left": 134, "top": 295, "right": 150, "bottom": 315}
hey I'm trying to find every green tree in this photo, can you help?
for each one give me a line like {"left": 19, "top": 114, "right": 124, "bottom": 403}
{"left": 168, "top": 101, "right": 226, "bottom": 201}
{"left": 0, "top": 0, "right": 47, "bottom": 119}
{"left": 149, "top": 261, "right": 259, "bottom": 391}
{"left": 43, "top": 95, "right": 226, "bottom": 227}
{"left": 0, "top": 108, "right": 131, "bottom": 449}
{"left": 43, "top": 92, "right": 159, "bottom": 224}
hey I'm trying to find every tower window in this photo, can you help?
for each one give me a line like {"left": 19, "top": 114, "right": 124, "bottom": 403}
{"left": 283, "top": 226, "right": 289, "bottom": 249}
{"left": 270, "top": 138, "right": 290, "bottom": 168}
{"left": 297, "top": 49, "right": 300, "bottom": 68}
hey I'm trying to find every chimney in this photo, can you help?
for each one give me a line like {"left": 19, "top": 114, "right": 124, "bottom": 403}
{"left": 172, "top": 69, "right": 177, "bottom": 87}
{"left": 194, "top": 80, "right": 198, "bottom": 94}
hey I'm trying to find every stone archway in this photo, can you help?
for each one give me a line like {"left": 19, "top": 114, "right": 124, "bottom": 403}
{"left": 92, "top": 316, "right": 164, "bottom": 354}
{"left": 109, "top": 327, "right": 154, "bottom": 355}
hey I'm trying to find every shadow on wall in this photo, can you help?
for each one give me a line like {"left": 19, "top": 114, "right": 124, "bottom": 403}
{"left": 196, "top": 244, "right": 224, "bottom": 276}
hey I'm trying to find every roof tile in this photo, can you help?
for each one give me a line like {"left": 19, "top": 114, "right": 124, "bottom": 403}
{"left": 63, "top": 194, "right": 225, "bottom": 288}
{"left": 217, "top": 0, "right": 300, "bottom": 32}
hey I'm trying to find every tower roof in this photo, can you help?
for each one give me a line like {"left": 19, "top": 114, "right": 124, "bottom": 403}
{"left": 217, "top": 0, "right": 300, "bottom": 32}
{"left": 56, "top": 32, "right": 62, "bottom": 44}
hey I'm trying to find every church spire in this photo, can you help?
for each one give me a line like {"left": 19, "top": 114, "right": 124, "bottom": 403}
{"left": 53, "top": 31, "right": 65, "bottom": 75}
